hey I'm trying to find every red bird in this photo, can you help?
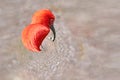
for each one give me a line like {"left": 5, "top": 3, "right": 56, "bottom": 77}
{"left": 21, "top": 9, "right": 56, "bottom": 52}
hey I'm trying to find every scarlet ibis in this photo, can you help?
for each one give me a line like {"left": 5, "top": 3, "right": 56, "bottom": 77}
{"left": 21, "top": 9, "right": 56, "bottom": 52}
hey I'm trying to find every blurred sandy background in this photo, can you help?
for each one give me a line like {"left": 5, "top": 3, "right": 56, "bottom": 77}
{"left": 0, "top": 0, "right": 120, "bottom": 80}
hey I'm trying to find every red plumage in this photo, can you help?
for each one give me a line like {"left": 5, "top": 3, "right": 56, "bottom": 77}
{"left": 21, "top": 9, "right": 55, "bottom": 52}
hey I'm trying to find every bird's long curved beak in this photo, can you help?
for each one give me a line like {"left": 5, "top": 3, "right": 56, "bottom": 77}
{"left": 50, "top": 24, "right": 56, "bottom": 41}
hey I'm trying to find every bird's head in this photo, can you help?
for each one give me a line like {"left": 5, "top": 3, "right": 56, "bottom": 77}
{"left": 31, "top": 9, "right": 56, "bottom": 41}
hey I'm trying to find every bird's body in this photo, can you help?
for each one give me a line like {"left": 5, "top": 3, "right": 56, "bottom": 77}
{"left": 21, "top": 9, "right": 56, "bottom": 52}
